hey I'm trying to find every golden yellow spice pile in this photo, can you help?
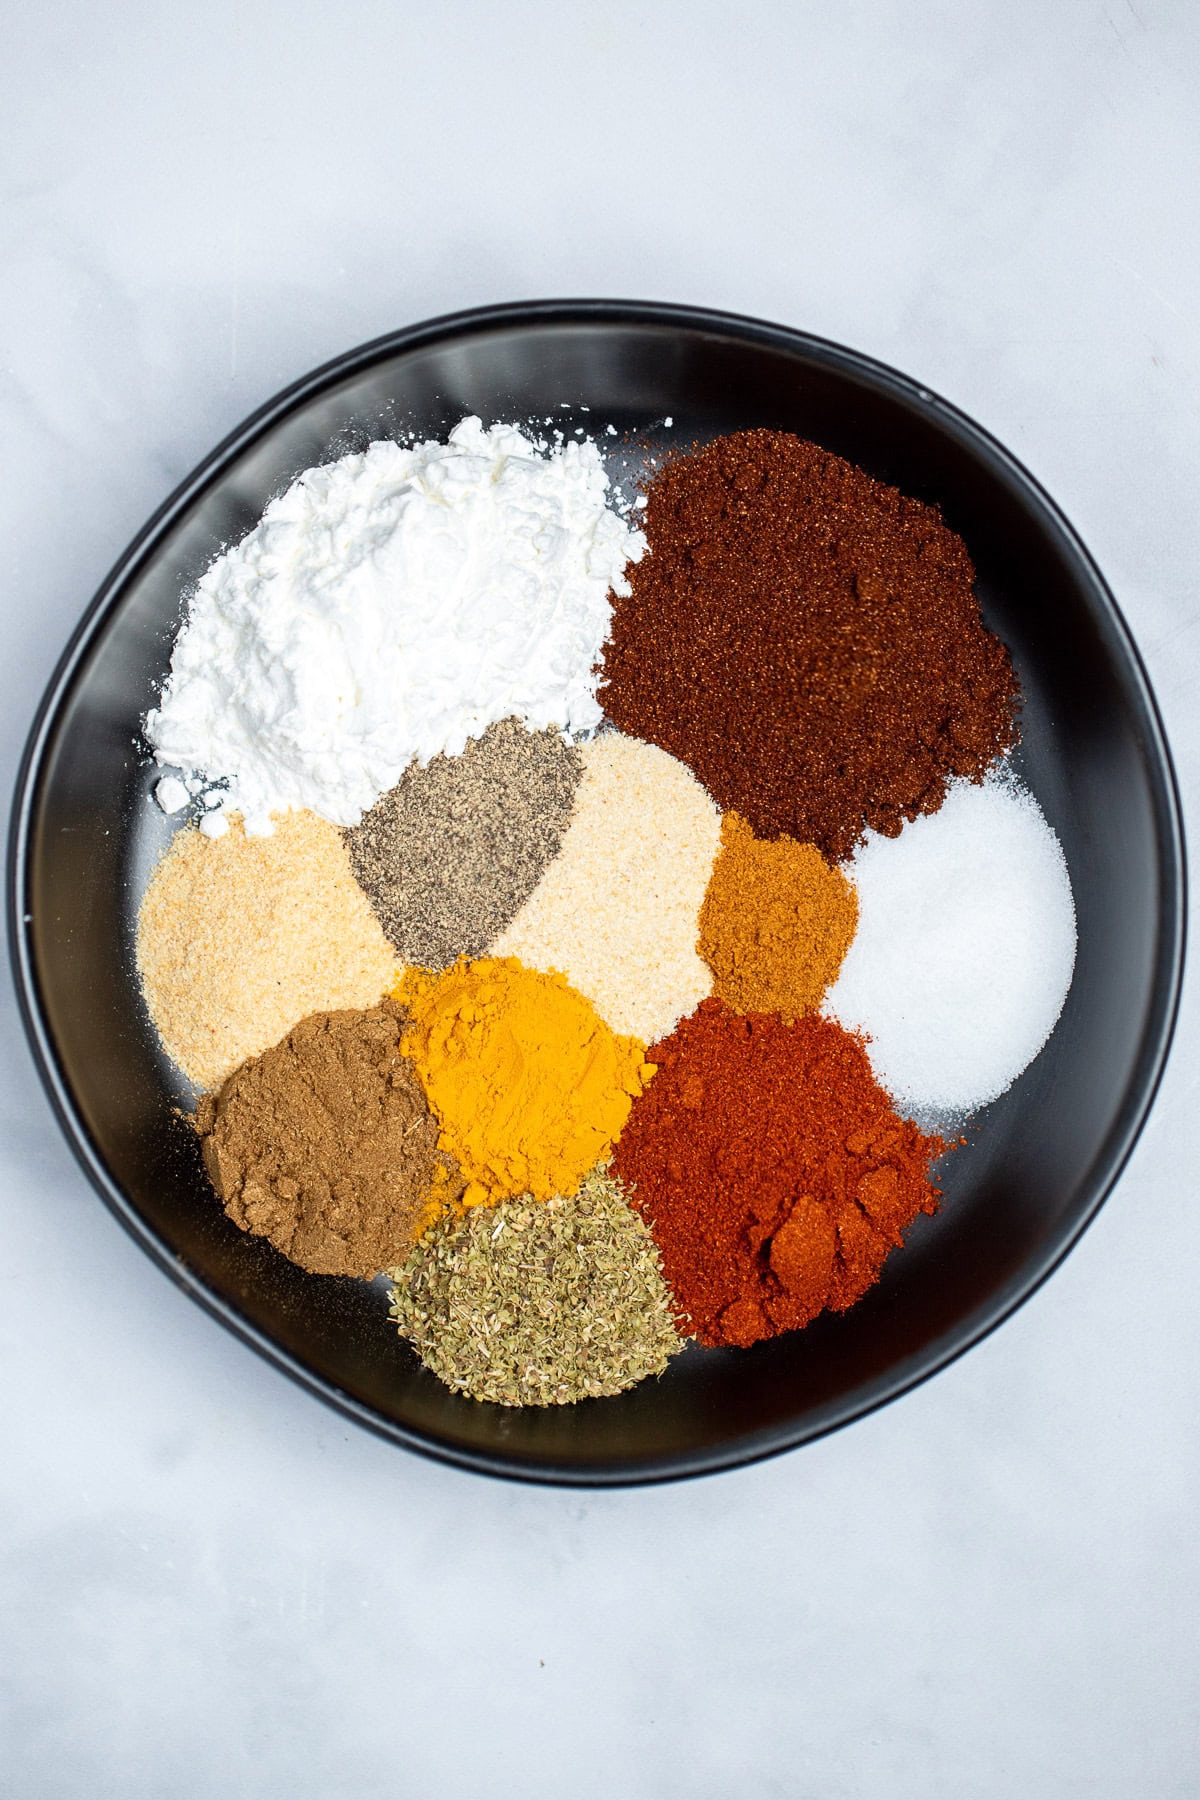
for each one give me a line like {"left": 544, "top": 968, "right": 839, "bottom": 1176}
{"left": 395, "top": 956, "right": 655, "bottom": 1208}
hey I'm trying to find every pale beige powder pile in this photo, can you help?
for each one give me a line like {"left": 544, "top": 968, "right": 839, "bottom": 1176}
{"left": 491, "top": 732, "right": 721, "bottom": 1043}
{"left": 137, "top": 811, "right": 398, "bottom": 1090}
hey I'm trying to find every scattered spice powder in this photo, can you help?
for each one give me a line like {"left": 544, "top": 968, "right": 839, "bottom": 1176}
{"left": 196, "top": 1000, "right": 462, "bottom": 1278}
{"left": 599, "top": 430, "right": 1019, "bottom": 861}
{"left": 388, "top": 1163, "right": 687, "bottom": 1406}
{"left": 395, "top": 956, "right": 655, "bottom": 1207}
{"left": 613, "top": 997, "right": 945, "bottom": 1348}
{"left": 491, "top": 731, "right": 721, "bottom": 1042}
{"left": 344, "top": 717, "right": 582, "bottom": 970}
{"left": 136, "top": 811, "right": 397, "bottom": 1090}
{"left": 698, "top": 811, "right": 858, "bottom": 1018}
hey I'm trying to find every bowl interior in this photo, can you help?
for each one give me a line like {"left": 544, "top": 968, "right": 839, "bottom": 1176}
{"left": 11, "top": 305, "right": 1184, "bottom": 1483}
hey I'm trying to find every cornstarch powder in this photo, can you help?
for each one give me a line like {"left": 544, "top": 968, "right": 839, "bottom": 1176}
{"left": 145, "top": 417, "right": 645, "bottom": 833}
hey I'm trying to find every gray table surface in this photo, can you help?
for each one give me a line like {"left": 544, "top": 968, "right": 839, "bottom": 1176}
{"left": 3, "top": 4, "right": 1197, "bottom": 1795}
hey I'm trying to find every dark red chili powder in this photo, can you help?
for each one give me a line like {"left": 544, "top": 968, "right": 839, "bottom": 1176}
{"left": 612, "top": 998, "right": 945, "bottom": 1348}
{"left": 599, "top": 430, "right": 1019, "bottom": 862}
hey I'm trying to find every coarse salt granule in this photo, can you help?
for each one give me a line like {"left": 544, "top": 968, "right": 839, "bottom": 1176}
{"left": 491, "top": 732, "right": 722, "bottom": 1045}
{"left": 136, "top": 811, "right": 398, "bottom": 1090}
{"left": 825, "top": 769, "right": 1076, "bottom": 1114}
{"left": 145, "top": 417, "right": 645, "bottom": 835}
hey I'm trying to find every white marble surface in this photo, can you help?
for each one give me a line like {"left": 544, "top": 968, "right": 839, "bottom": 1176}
{"left": 3, "top": 4, "right": 1198, "bottom": 1794}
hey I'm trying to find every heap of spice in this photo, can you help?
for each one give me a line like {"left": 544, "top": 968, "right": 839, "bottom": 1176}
{"left": 492, "top": 730, "right": 721, "bottom": 1043}
{"left": 128, "top": 412, "right": 1083, "bottom": 1414}
{"left": 388, "top": 1163, "right": 687, "bottom": 1406}
{"left": 827, "top": 769, "right": 1076, "bottom": 1112}
{"left": 344, "top": 717, "right": 582, "bottom": 969}
{"left": 196, "top": 1000, "right": 462, "bottom": 1277}
{"left": 137, "top": 811, "right": 397, "bottom": 1090}
{"left": 396, "top": 956, "right": 655, "bottom": 1208}
{"left": 599, "top": 430, "right": 1019, "bottom": 861}
{"left": 698, "top": 811, "right": 858, "bottom": 1018}
{"left": 613, "top": 998, "right": 945, "bottom": 1347}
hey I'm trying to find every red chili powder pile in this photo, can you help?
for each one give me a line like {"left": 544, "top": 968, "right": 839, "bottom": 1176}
{"left": 612, "top": 998, "right": 946, "bottom": 1348}
{"left": 599, "top": 430, "right": 1019, "bottom": 862}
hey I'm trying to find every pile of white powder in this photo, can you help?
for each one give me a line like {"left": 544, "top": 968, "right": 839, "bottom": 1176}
{"left": 145, "top": 417, "right": 645, "bottom": 834}
{"left": 826, "top": 770, "right": 1077, "bottom": 1115}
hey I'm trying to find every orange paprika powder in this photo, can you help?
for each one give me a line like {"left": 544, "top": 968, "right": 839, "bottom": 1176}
{"left": 613, "top": 997, "right": 946, "bottom": 1348}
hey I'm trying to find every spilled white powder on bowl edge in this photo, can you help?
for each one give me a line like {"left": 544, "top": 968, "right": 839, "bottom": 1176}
{"left": 145, "top": 417, "right": 645, "bottom": 835}
{"left": 491, "top": 732, "right": 722, "bottom": 1045}
{"left": 825, "top": 768, "right": 1076, "bottom": 1114}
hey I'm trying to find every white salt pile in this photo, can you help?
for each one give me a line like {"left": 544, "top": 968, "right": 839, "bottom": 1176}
{"left": 825, "top": 770, "right": 1076, "bottom": 1114}
{"left": 491, "top": 732, "right": 721, "bottom": 1044}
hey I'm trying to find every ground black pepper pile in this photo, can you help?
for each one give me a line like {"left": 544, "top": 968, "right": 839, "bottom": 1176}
{"left": 598, "top": 430, "right": 1020, "bottom": 861}
{"left": 344, "top": 717, "right": 582, "bottom": 968}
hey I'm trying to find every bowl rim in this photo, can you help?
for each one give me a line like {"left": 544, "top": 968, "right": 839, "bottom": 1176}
{"left": 7, "top": 297, "right": 1188, "bottom": 1486}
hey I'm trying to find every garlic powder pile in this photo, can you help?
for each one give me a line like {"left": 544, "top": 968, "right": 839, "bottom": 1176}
{"left": 146, "top": 417, "right": 645, "bottom": 834}
{"left": 136, "top": 811, "right": 397, "bottom": 1090}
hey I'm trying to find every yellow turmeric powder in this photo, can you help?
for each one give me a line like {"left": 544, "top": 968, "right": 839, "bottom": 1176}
{"left": 698, "top": 813, "right": 858, "bottom": 1019}
{"left": 395, "top": 957, "right": 655, "bottom": 1207}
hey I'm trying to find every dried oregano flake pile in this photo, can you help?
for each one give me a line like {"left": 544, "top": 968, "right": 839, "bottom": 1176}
{"left": 387, "top": 1164, "right": 688, "bottom": 1406}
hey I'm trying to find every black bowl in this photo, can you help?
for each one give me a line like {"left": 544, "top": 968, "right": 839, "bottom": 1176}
{"left": 8, "top": 301, "right": 1185, "bottom": 1485}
